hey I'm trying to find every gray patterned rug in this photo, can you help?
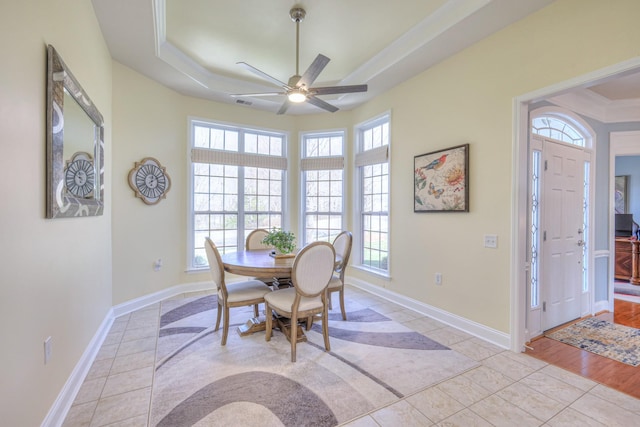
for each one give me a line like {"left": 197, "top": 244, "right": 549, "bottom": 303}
{"left": 149, "top": 294, "right": 478, "bottom": 426}
{"left": 547, "top": 317, "right": 640, "bottom": 366}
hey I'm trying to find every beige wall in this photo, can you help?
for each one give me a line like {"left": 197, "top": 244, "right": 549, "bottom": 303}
{"left": 0, "top": 1, "right": 112, "bottom": 425}
{"left": 111, "top": 0, "right": 640, "bottom": 333}
{"left": 111, "top": 63, "right": 300, "bottom": 303}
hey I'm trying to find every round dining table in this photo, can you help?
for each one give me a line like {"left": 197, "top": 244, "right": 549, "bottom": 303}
{"left": 220, "top": 248, "right": 295, "bottom": 279}
{"left": 219, "top": 248, "right": 340, "bottom": 342}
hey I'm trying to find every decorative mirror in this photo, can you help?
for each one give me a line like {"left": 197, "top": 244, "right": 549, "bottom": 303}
{"left": 46, "top": 45, "right": 104, "bottom": 218}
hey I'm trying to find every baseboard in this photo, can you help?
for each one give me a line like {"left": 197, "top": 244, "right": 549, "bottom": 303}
{"left": 45, "top": 276, "right": 509, "bottom": 425}
{"left": 43, "top": 281, "right": 214, "bottom": 426}
{"left": 112, "top": 281, "right": 214, "bottom": 317}
{"left": 346, "top": 276, "right": 511, "bottom": 349}
{"left": 41, "top": 309, "right": 115, "bottom": 427}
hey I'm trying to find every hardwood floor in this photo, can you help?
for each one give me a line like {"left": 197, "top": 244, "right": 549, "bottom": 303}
{"left": 525, "top": 298, "right": 640, "bottom": 399}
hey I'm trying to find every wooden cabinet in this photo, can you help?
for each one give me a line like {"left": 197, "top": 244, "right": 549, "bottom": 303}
{"left": 615, "top": 237, "right": 640, "bottom": 285}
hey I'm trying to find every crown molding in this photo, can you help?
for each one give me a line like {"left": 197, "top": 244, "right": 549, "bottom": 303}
{"left": 548, "top": 89, "right": 640, "bottom": 123}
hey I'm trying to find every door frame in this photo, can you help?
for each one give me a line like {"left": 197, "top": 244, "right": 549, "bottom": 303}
{"left": 609, "top": 131, "right": 640, "bottom": 306}
{"left": 511, "top": 58, "right": 640, "bottom": 352}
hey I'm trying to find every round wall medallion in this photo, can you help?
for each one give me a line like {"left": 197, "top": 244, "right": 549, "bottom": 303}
{"left": 128, "top": 157, "right": 171, "bottom": 205}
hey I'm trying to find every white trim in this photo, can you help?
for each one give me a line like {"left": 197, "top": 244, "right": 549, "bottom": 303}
{"left": 347, "top": 277, "right": 510, "bottom": 349}
{"left": 42, "top": 281, "right": 216, "bottom": 426}
{"left": 41, "top": 311, "right": 114, "bottom": 427}
{"left": 548, "top": 89, "right": 640, "bottom": 124}
{"left": 46, "top": 268, "right": 515, "bottom": 425}
{"left": 512, "top": 59, "right": 640, "bottom": 354}
{"left": 609, "top": 131, "right": 640, "bottom": 311}
{"left": 112, "top": 281, "right": 214, "bottom": 317}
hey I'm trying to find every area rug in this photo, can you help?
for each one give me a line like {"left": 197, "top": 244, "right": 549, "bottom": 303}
{"left": 547, "top": 317, "right": 640, "bottom": 366}
{"left": 149, "top": 294, "right": 478, "bottom": 426}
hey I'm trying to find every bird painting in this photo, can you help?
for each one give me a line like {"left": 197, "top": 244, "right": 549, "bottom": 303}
{"left": 420, "top": 154, "right": 448, "bottom": 172}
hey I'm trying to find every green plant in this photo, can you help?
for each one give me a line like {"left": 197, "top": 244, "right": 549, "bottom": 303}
{"left": 262, "top": 228, "right": 296, "bottom": 254}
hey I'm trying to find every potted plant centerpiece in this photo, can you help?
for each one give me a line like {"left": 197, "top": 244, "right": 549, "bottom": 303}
{"left": 262, "top": 227, "right": 296, "bottom": 257}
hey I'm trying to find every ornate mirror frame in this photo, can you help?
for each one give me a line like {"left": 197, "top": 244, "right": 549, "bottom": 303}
{"left": 46, "top": 45, "right": 104, "bottom": 218}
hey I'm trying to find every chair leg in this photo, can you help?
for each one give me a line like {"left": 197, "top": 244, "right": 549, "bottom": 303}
{"left": 253, "top": 304, "right": 259, "bottom": 317}
{"left": 339, "top": 288, "right": 347, "bottom": 321}
{"left": 265, "top": 303, "right": 272, "bottom": 341}
{"left": 221, "top": 306, "right": 230, "bottom": 345}
{"left": 214, "top": 301, "right": 222, "bottom": 331}
{"left": 322, "top": 305, "right": 331, "bottom": 352}
{"left": 306, "top": 316, "right": 313, "bottom": 330}
{"left": 290, "top": 314, "right": 297, "bottom": 362}
{"left": 328, "top": 292, "right": 333, "bottom": 310}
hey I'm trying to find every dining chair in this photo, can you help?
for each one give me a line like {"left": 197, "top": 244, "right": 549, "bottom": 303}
{"left": 327, "top": 231, "right": 353, "bottom": 320}
{"left": 245, "top": 228, "right": 271, "bottom": 250}
{"left": 204, "top": 237, "right": 272, "bottom": 345}
{"left": 264, "top": 241, "right": 336, "bottom": 362}
{"left": 246, "top": 228, "right": 282, "bottom": 287}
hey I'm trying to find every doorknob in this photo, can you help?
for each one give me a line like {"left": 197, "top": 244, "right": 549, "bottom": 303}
{"left": 577, "top": 239, "right": 585, "bottom": 247}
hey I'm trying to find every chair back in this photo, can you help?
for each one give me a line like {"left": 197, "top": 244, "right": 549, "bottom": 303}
{"left": 291, "top": 241, "right": 335, "bottom": 297}
{"left": 246, "top": 228, "right": 272, "bottom": 250}
{"left": 332, "top": 231, "right": 353, "bottom": 277}
{"left": 204, "top": 237, "right": 227, "bottom": 297}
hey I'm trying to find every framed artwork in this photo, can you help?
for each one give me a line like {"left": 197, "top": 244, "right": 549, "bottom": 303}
{"left": 414, "top": 144, "right": 469, "bottom": 212}
{"left": 615, "top": 175, "right": 628, "bottom": 214}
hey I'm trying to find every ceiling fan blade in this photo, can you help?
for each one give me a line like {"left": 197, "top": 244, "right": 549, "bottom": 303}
{"left": 237, "top": 62, "right": 289, "bottom": 88}
{"left": 230, "top": 92, "right": 285, "bottom": 98}
{"left": 310, "top": 84, "right": 368, "bottom": 96}
{"left": 306, "top": 95, "right": 339, "bottom": 113}
{"left": 276, "top": 100, "right": 291, "bottom": 115}
{"left": 297, "top": 54, "right": 330, "bottom": 89}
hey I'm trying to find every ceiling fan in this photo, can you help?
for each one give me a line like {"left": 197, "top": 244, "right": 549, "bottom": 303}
{"left": 231, "top": 6, "right": 368, "bottom": 115}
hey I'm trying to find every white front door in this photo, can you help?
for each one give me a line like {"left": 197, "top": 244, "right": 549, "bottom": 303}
{"left": 541, "top": 139, "right": 584, "bottom": 330}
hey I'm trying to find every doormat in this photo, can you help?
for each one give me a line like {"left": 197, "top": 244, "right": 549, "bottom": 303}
{"left": 547, "top": 317, "right": 640, "bottom": 366}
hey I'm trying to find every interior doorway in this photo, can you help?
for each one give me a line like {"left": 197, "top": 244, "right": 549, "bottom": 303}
{"left": 512, "top": 59, "right": 640, "bottom": 352}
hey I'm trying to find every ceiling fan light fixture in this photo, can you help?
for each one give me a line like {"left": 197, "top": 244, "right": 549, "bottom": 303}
{"left": 288, "top": 89, "right": 306, "bottom": 103}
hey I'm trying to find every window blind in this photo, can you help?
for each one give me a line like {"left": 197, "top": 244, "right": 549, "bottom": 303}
{"left": 354, "top": 145, "right": 388, "bottom": 167}
{"left": 191, "top": 148, "right": 287, "bottom": 170}
{"left": 300, "top": 156, "right": 344, "bottom": 171}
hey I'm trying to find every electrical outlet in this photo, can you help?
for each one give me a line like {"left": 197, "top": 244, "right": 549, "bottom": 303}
{"left": 435, "top": 273, "right": 442, "bottom": 285}
{"left": 484, "top": 234, "right": 498, "bottom": 248}
{"left": 153, "top": 258, "right": 163, "bottom": 271}
{"left": 44, "top": 336, "right": 52, "bottom": 364}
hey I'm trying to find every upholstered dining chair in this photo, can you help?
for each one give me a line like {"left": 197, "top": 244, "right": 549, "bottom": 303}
{"left": 245, "top": 228, "right": 271, "bottom": 250}
{"left": 204, "top": 237, "right": 272, "bottom": 345}
{"left": 264, "top": 241, "right": 336, "bottom": 362}
{"left": 245, "top": 228, "right": 286, "bottom": 287}
{"left": 327, "top": 231, "right": 353, "bottom": 320}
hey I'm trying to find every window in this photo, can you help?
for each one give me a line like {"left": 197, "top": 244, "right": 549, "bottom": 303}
{"left": 355, "top": 114, "right": 390, "bottom": 273}
{"left": 301, "top": 131, "right": 345, "bottom": 245}
{"left": 531, "top": 116, "right": 585, "bottom": 146}
{"left": 189, "top": 119, "right": 287, "bottom": 268}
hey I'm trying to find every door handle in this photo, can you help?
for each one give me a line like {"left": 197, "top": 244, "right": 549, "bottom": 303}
{"left": 577, "top": 240, "right": 585, "bottom": 247}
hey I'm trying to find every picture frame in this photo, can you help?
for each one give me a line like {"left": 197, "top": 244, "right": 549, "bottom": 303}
{"left": 615, "top": 175, "right": 628, "bottom": 214}
{"left": 414, "top": 144, "right": 469, "bottom": 212}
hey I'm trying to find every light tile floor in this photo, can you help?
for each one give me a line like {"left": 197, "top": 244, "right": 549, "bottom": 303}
{"left": 62, "top": 286, "right": 640, "bottom": 426}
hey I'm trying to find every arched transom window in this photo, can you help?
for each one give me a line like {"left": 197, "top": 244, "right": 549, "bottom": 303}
{"left": 531, "top": 116, "right": 585, "bottom": 146}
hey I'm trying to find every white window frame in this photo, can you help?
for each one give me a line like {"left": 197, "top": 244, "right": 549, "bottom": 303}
{"left": 299, "top": 129, "right": 346, "bottom": 246}
{"left": 187, "top": 117, "right": 288, "bottom": 270}
{"left": 353, "top": 112, "right": 391, "bottom": 277}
